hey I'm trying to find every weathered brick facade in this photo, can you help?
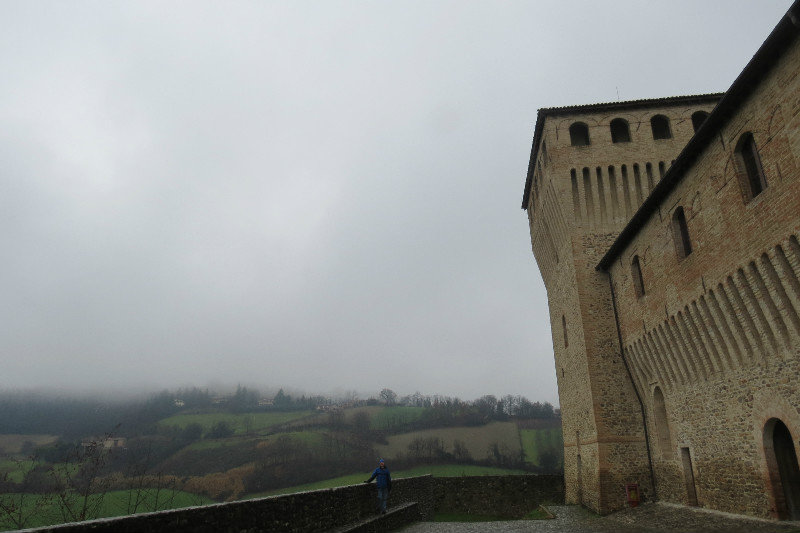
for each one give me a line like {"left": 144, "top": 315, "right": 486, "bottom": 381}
{"left": 522, "top": 1, "right": 800, "bottom": 520}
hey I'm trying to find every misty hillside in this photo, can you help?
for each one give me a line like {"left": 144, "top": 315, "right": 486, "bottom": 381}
{"left": 0, "top": 387, "right": 561, "bottom": 530}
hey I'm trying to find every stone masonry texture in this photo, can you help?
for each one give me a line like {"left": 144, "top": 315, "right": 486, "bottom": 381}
{"left": 523, "top": 1, "right": 800, "bottom": 521}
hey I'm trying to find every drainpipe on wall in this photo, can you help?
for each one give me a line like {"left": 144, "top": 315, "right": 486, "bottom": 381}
{"left": 605, "top": 270, "right": 658, "bottom": 502}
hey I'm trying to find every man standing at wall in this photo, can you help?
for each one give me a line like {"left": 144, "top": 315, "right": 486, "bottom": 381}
{"left": 364, "top": 459, "right": 392, "bottom": 514}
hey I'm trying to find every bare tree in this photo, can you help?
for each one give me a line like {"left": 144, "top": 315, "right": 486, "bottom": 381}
{"left": 50, "top": 436, "right": 113, "bottom": 523}
{"left": 379, "top": 389, "right": 397, "bottom": 406}
{"left": 0, "top": 454, "right": 54, "bottom": 530}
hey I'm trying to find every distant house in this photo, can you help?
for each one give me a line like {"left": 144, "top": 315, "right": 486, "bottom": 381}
{"left": 81, "top": 437, "right": 126, "bottom": 450}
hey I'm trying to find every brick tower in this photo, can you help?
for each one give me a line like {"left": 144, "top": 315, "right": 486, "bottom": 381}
{"left": 521, "top": 95, "right": 720, "bottom": 513}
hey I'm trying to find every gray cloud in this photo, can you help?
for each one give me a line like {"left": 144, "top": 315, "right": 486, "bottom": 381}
{"left": 0, "top": 1, "right": 791, "bottom": 403}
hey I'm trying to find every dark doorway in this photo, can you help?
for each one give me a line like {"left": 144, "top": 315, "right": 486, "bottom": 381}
{"left": 769, "top": 420, "right": 800, "bottom": 519}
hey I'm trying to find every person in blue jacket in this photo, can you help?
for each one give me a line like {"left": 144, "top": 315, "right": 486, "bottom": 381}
{"left": 364, "top": 459, "right": 392, "bottom": 514}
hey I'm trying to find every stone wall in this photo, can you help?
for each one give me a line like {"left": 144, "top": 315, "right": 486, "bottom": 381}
{"left": 433, "top": 474, "right": 563, "bottom": 517}
{"left": 526, "top": 96, "right": 720, "bottom": 514}
{"left": 606, "top": 25, "right": 800, "bottom": 519}
{"left": 22, "top": 475, "right": 435, "bottom": 533}
{"left": 20, "top": 474, "right": 562, "bottom": 532}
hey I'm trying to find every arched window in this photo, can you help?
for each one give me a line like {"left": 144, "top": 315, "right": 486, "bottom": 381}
{"left": 691, "top": 111, "right": 709, "bottom": 133}
{"left": 610, "top": 118, "right": 631, "bottom": 143}
{"left": 653, "top": 387, "right": 673, "bottom": 459}
{"left": 650, "top": 115, "right": 672, "bottom": 139}
{"left": 631, "top": 255, "right": 645, "bottom": 298}
{"left": 672, "top": 207, "right": 692, "bottom": 259}
{"left": 569, "top": 122, "right": 590, "bottom": 146}
{"left": 735, "top": 132, "right": 767, "bottom": 201}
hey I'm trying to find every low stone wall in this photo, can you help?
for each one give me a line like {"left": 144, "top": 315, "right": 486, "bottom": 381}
{"left": 434, "top": 474, "right": 564, "bottom": 517}
{"left": 22, "top": 476, "right": 435, "bottom": 533}
{"left": 21, "top": 474, "right": 563, "bottom": 532}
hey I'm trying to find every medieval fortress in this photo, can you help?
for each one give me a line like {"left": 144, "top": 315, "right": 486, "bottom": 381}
{"left": 522, "top": 1, "right": 800, "bottom": 521}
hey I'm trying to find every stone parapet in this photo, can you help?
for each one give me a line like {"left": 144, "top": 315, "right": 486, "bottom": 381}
{"left": 18, "top": 474, "right": 563, "bottom": 532}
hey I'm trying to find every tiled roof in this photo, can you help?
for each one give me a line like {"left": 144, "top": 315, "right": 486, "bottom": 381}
{"left": 538, "top": 93, "right": 725, "bottom": 116}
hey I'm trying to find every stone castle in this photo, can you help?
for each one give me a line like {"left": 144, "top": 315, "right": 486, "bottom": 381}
{"left": 522, "top": 1, "right": 800, "bottom": 520}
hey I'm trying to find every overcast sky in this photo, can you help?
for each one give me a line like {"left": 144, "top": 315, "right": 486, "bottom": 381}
{"left": 0, "top": 1, "right": 791, "bottom": 404}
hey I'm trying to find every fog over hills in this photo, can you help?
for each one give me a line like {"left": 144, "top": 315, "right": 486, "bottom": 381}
{"left": 0, "top": 1, "right": 791, "bottom": 405}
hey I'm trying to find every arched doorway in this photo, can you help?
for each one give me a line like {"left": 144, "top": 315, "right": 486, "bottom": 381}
{"left": 765, "top": 419, "right": 800, "bottom": 519}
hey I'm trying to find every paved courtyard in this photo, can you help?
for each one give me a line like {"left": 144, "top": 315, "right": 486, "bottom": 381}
{"left": 398, "top": 503, "right": 800, "bottom": 533}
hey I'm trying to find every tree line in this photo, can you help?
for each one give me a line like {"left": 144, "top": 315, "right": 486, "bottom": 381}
{"left": 0, "top": 387, "right": 558, "bottom": 440}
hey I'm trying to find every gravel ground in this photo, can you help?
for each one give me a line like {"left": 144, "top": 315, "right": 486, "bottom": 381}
{"left": 396, "top": 503, "right": 800, "bottom": 533}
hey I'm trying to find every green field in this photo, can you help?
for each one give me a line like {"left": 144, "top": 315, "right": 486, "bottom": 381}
{"left": 0, "top": 434, "right": 58, "bottom": 455}
{"left": 520, "top": 428, "right": 563, "bottom": 467}
{"left": 158, "top": 411, "right": 313, "bottom": 435}
{"left": 316, "top": 406, "right": 428, "bottom": 431}
{"left": 376, "top": 422, "right": 521, "bottom": 461}
{"left": 368, "top": 407, "right": 427, "bottom": 430}
{"left": 0, "top": 489, "right": 212, "bottom": 531}
{"left": 185, "top": 430, "right": 325, "bottom": 451}
{"left": 0, "top": 459, "right": 39, "bottom": 483}
{"left": 248, "top": 464, "right": 529, "bottom": 497}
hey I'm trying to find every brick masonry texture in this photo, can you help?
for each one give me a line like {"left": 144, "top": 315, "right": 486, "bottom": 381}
{"left": 523, "top": 2, "right": 800, "bottom": 521}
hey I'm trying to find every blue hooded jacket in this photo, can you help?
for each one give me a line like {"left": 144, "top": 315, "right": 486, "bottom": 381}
{"left": 366, "top": 464, "right": 391, "bottom": 489}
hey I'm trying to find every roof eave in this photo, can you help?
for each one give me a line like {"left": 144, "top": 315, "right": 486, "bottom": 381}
{"left": 520, "top": 93, "right": 724, "bottom": 210}
{"left": 596, "top": 0, "right": 800, "bottom": 272}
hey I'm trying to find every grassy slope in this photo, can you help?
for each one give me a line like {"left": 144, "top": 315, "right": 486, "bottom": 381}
{"left": 368, "top": 407, "right": 427, "bottom": 430}
{"left": 376, "top": 421, "right": 521, "bottom": 461}
{"left": 184, "top": 430, "right": 325, "bottom": 451}
{"left": 0, "top": 490, "right": 212, "bottom": 531}
{"left": 0, "top": 459, "right": 38, "bottom": 483}
{"left": 0, "top": 434, "right": 58, "bottom": 455}
{"left": 157, "top": 411, "right": 313, "bottom": 435}
{"left": 247, "top": 464, "right": 529, "bottom": 498}
{"left": 520, "top": 428, "right": 563, "bottom": 466}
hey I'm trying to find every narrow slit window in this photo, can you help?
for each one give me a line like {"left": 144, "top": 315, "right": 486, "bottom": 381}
{"left": 632, "top": 255, "right": 645, "bottom": 298}
{"left": 735, "top": 132, "right": 767, "bottom": 201}
{"left": 571, "top": 169, "right": 581, "bottom": 219}
{"left": 569, "top": 122, "right": 590, "bottom": 146}
{"left": 672, "top": 207, "right": 692, "bottom": 259}
{"left": 562, "top": 315, "right": 568, "bottom": 348}
{"left": 650, "top": 115, "right": 672, "bottom": 139}
{"left": 610, "top": 118, "right": 631, "bottom": 143}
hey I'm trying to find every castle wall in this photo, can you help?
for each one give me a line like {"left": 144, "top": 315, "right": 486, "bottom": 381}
{"left": 607, "top": 32, "right": 800, "bottom": 519}
{"left": 527, "top": 98, "right": 718, "bottom": 513}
